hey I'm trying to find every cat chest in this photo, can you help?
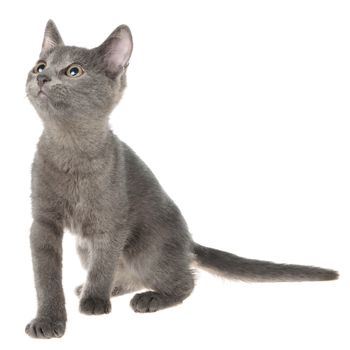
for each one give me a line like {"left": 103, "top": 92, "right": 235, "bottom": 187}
{"left": 62, "top": 174, "right": 99, "bottom": 235}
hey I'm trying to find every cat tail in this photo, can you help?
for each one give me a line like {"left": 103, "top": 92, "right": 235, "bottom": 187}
{"left": 192, "top": 243, "right": 338, "bottom": 282}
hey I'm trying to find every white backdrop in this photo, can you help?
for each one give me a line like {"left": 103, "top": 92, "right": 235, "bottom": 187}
{"left": 0, "top": 0, "right": 348, "bottom": 349}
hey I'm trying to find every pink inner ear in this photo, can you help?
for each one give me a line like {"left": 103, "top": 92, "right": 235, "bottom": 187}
{"left": 106, "top": 35, "right": 132, "bottom": 71}
{"left": 43, "top": 36, "right": 56, "bottom": 52}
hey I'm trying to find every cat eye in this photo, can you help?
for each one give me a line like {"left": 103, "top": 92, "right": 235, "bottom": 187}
{"left": 66, "top": 64, "right": 84, "bottom": 78}
{"left": 33, "top": 61, "right": 46, "bottom": 74}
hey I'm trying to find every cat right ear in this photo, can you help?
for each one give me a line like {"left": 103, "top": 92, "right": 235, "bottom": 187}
{"left": 41, "top": 20, "right": 64, "bottom": 55}
{"left": 97, "top": 25, "right": 133, "bottom": 77}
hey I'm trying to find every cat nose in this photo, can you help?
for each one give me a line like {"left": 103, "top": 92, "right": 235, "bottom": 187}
{"left": 37, "top": 74, "right": 51, "bottom": 87}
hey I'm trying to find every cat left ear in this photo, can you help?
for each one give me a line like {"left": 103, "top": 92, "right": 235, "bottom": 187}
{"left": 98, "top": 25, "right": 133, "bottom": 76}
{"left": 41, "top": 20, "right": 64, "bottom": 55}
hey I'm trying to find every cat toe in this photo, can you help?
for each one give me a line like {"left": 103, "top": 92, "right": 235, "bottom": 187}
{"left": 75, "top": 284, "right": 83, "bottom": 296}
{"left": 79, "top": 296, "right": 111, "bottom": 315}
{"left": 25, "top": 317, "right": 66, "bottom": 339}
{"left": 130, "top": 291, "right": 161, "bottom": 313}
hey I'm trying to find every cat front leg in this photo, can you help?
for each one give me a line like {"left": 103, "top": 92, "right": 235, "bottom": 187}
{"left": 25, "top": 220, "right": 66, "bottom": 339}
{"left": 79, "top": 231, "right": 125, "bottom": 315}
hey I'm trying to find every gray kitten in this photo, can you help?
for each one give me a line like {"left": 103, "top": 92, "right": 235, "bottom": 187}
{"left": 25, "top": 20, "right": 338, "bottom": 339}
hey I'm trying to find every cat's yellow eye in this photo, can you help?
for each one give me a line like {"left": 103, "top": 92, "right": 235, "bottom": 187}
{"left": 66, "top": 64, "right": 84, "bottom": 78}
{"left": 33, "top": 61, "right": 46, "bottom": 74}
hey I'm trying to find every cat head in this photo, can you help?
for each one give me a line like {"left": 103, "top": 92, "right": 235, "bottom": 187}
{"left": 26, "top": 20, "right": 133, "bottom": 125}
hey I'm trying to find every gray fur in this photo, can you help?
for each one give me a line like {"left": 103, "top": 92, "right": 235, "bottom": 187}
{"left": 25, "top": 20, "right": 338, "bottom": 339}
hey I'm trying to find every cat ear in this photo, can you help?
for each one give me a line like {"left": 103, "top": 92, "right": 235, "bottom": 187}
{"left": 41, "top": 20, "right": 64, "bottom": 55}
{"left": 98, "top": 25, "right": 133, "bottom": 75}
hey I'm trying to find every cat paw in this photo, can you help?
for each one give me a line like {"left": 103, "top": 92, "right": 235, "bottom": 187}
{"left": 111, "top": 285, "right": 127, "bottom": 296}
{"left": 75, "top": 284, "right": 83, "bottom": 296}
{"left": 79, "top": 296, "right": 111, "bottom": 315}
{"left": 25, "top": 317, "right": 66, "bottom": 339}
{"left": 130, "top": 291, "right": 161, "bottom": 313}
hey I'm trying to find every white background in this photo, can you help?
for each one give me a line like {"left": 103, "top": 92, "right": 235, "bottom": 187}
{"left": 0, "top": 0, "right": 348, "bottom": 349}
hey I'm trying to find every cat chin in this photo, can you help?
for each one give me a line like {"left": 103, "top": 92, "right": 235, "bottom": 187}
{"left": 38, "top": 91, "right": 49, "bottom": 99}
{"left": 29, "top": 94, "right": 51, "bottom": 114}
{"left": 31, "top": 96, "right": 48, "bottom": 107}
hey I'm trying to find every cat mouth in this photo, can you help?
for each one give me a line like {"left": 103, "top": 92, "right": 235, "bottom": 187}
{"left": 37, "top": 89, "right": 49, "bottom": 98}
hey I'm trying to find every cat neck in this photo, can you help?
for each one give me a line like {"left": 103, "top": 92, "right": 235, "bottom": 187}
{"left": 38, "top": 118, "right": 115, "bottom": 172}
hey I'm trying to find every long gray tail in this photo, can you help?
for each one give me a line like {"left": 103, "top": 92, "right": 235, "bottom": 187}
{"left": 193, "top": 243, "right": 338, "bottom": 282}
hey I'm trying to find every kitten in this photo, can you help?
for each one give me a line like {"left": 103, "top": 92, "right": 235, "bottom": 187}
{"left": 25, "top": 20, "right": 338, "bottom": 339}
